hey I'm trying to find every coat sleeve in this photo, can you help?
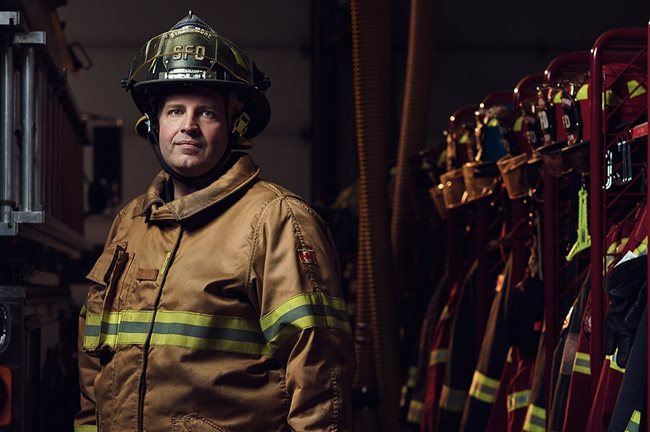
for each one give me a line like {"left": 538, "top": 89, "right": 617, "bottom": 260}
{"left": 74, "top": 208, "right": 126, "bottom": 432}
{"left": 248, "top": 196, "right": 356, "bottom": 431}
{"left": 74, "top": 308, "right": 100, "bottom": 432}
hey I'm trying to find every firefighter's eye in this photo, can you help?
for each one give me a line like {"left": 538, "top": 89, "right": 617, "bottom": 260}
{"left": 167, "top": 108, "right": 183, "bottom": 116}
{"left": 202, "top": 110, "right": 216, "bottom": 118}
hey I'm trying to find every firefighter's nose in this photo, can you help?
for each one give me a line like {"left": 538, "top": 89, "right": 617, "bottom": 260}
{"left": 180, "top": 117, "right": 199, "bottom": 134}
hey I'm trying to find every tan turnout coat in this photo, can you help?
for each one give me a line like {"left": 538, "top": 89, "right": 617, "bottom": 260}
{"left": 74, "top": 153, "right": 355, "bottom": 432}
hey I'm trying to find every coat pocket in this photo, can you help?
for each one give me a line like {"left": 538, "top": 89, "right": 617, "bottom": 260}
{"left": 83, "top": 241, "right": 130, "bottom": 356}
{"left": 170, "top": 414, "right": 233, "bottom": 432}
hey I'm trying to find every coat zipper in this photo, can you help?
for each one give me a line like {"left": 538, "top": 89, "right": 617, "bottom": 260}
{"left": 137, "top": 227, "right": 183, "bottom": 432}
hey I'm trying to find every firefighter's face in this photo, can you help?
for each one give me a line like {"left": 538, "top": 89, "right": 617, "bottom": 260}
{"left": 158, "top": 88, "right": 229, "bottom": 177}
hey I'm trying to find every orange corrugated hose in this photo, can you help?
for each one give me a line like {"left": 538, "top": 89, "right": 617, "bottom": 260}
{"left": 391, "top": 0, "right": 435, "bottom": 295}
{"left": 349, "top": 0, "right": 401, "bottom": 431}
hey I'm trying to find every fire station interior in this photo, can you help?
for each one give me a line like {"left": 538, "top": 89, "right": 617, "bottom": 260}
{"left": 1, "top": 0, "right": 650, "bottom": 430}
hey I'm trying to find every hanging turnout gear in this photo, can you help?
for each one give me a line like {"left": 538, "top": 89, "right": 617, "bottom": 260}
{"left": 123, "top": 11, "right": 271, "bottom": 186}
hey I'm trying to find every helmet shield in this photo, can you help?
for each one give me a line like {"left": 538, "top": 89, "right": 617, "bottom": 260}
{"left": 127, "top": 29, "right": 254, "bottom": 87}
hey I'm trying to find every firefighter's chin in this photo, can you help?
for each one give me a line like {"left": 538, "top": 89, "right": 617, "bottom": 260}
{"left": 166, "top": 154, "right": 213, "bottom": 178}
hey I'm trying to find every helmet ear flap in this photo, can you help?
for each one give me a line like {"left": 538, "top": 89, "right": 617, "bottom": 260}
{"left": 135, "top": 114, "right": 150, "bottom": 140}
{"left": 226, "top": 94, "right": 254, "bottom": 148}
{"left": 135, "top": 113, "right": 159, "bottom": 141}
{"left": 232, "top": 112, "right": 250, "bottom": 137}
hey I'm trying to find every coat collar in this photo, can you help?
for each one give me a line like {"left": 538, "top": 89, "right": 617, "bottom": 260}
{"left": 136, "top": 152, "right": 260, "bottom": 221}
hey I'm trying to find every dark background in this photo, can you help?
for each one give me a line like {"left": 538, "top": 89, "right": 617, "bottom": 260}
{"left": 58, "top": 1, "right": 650, "bottom": 238}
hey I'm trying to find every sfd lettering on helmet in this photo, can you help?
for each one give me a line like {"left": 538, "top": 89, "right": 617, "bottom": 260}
{"left": 172, "top": 45, "right": 206, "bottom": 61}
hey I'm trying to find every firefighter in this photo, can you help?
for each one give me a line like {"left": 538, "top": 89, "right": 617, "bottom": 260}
{"left": 74, "top": 12, "right": 355, "bottom": 432}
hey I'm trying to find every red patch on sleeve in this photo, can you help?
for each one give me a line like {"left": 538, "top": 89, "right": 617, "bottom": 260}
{"left": 298, "top": 248, "right": 317, "bottom": 264}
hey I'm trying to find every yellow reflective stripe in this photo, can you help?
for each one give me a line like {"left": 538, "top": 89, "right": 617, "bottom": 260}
{"left": 87, "top": 330, "right": 267, "bottom": 356}
{"left": 459, "top": 132, "right": 470, "bottom": 144}
{"left": 528, "top": 404, "right": 547, "bottom": 418}
{"left": 633, "top": 237, "right": 648, "bottom": 256}
{"left": 523, "top": 404, "right": 546, "bottom": 432}
{"left": 573, "top": 351, "right": 591, "bottom": 375}
{"left": 553, "top": 91, "right": 562, "bottom": 103}
{"left": 608, "top": 241, "right": 621, "bottom": 254}
{"left": 83, "top": 334, "right": 100, "bottom": 347}
{"left": 627, "top": 80, "right": 647, "bottom": 99}
{"left": 619, "top": 237, "right": 630, "bottom": 252}
{"left": 85, "top": 311, "right": 121, "bottom": 327}
{"left": 260, "top": 292, "right": 348, "bottom": 328}
{"left": 606, "top": 241, "right": 620, "bottom": 268}
{"left": 407, "top": 366, "right": 418, "bottom": 387}
{"left": 83, "top": 310, "right": 267, "bottom": 356}
{"left": 84, "top": 294, "right": 352, "bottom": 357}
{"left": 260, "top": 292, "right": 351, "bottom": 346}
{"left": 74, "top": 426, "right": 98, "bottom": 432}
{"left": 469, "top": 371, "right": 501, "bottom": 403}
{"left": 608, "top": 357, "right": 625, "bottom": 373}
{"left": 605, "top": 89, "right": 619, "bottom": 107}
{"left": 488, "top": 118, "right": 499, "bottom": 127}
{"left": 523, "top": 423, "right": 546, "bottom": 432}
{"left": 154, "top": 310, "right": 260, "bottom": 331}
{"left": 80, "top": 304, "right": 87, "bottom": 317}
{"left": 266, "top": 314, "right": 351, "bottom": 351}
{"left": 576, "top": 84, "right": 589, "bottom": 101}
{"left": 514, "top": 116, "right": 524, "bottom": 132}
{"left": 160, "top": 251, "right": 173, "bottom": 280}
{"left": 86, "top": 310, "right": 261, "bottom": 332}
{"left": 407, "top": 399, "right": 424, "bottom": 424}
{"left": 429, "top": 348, "right": 449, "bottom": 366}
{"left": 84, "top": 333, "right": 118, "bottom": 348}
{"left": 149, "top": 332, "right": 266, "bottom": 356}
{"left": 440, "top": 385, "right": 467, "bottom": 412}
{"left": 607, "top": 351, "right": 626, "bottom": 373}
{"left": 625, "top": 410, "right": 641, "bottom": 432}
{"left": 573, "top": 84, "right": 620, "bottom": 106}
{"left": 507, "top": 389, "right": 531, "bottom": 412}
